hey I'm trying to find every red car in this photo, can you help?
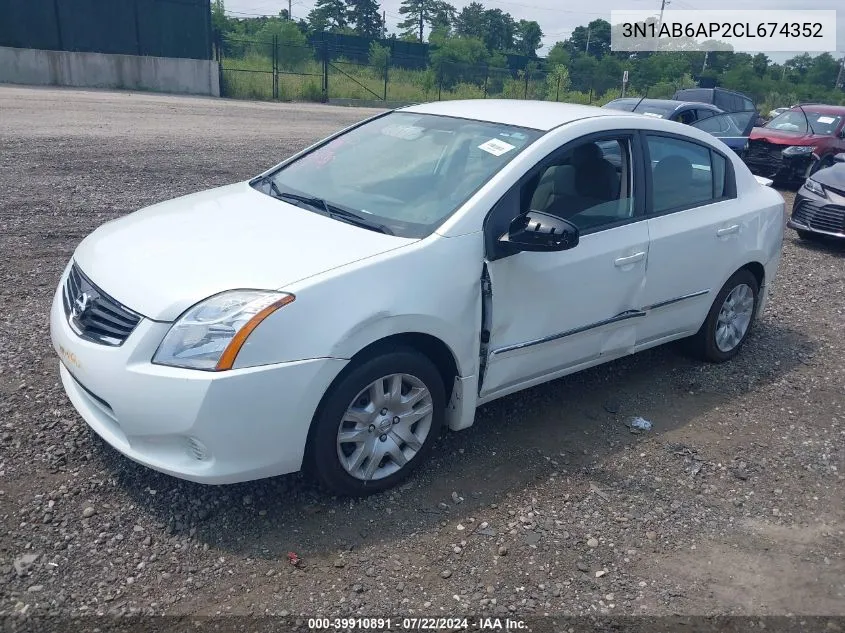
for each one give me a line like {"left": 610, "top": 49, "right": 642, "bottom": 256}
{"left": 744, "top": 104, "right": 845, "bottom": 185}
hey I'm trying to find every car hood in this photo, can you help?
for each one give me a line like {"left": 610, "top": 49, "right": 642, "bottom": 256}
{"left": 73, "top": 182, "right": 416, "bottom": 321}
{"left": 812, "top": 163, "right": 845, "bottom": 191}
{"left": 749, "top": 127, "right": 825, "bottom": 146}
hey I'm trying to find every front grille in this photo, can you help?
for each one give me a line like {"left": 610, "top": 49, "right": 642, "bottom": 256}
{"left": 792, "top": 200, "right": 845, "bottom": 235}
{"left": 62, "top": 264, "right": 141, "bottom": 346}
{"left": 746, "top": 140, "right": 783, "bottom": 164}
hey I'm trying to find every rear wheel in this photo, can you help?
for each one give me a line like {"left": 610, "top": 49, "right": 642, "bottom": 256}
{"left": 306, "top": 348, "right": 445, "bottom": 496}
{"left": 688, "top": 269, "right": 759, "bottom": 363}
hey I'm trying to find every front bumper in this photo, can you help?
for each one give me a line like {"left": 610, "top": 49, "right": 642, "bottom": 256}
{"left": 745, "top": 151, "right": 814, "bottom": 182}
{"left": 50, "top": 264, "right": 348, "bottom": 484}
{"left": 788, "top": 196, "right": 845, "bottom": 239}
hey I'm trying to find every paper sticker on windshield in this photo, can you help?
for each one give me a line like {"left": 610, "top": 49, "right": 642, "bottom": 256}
{"left": 642, "top": 111, "right": 663, "bottom": 118}
{"left": 381, "top": 124, "right": 424, "bottom": 140}
{"left": 478, "top": 138, "right": 515, "bottom": 156}
{"left": 817, "top": 116, "right": 835, "bottom": 124}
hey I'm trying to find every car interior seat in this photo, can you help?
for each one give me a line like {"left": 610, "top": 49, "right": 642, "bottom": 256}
{"left": 652, "top": 155, "right": 692, "bottom": 211}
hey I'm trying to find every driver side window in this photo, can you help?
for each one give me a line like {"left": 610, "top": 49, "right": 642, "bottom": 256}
{"left": 523, "top": 136, "right": 635, "bottom": 234}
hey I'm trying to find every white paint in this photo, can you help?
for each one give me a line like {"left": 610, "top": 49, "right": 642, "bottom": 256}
{"left": 50, "top": 99, "right": 786, "bottom": 489}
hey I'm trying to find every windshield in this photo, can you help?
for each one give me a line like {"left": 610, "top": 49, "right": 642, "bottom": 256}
{"left": 258, "top": 112, "right": 542, "bottom": 238}
{"left": 765, "top": 110, "right": 843, "bottom": 135}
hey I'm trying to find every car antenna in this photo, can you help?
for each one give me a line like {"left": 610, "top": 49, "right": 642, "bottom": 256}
{"left": 796, "top": 104, "right": 816, "bottom": 135}
{"left": 632, "top": 88, "right": 649, "bottom": 113}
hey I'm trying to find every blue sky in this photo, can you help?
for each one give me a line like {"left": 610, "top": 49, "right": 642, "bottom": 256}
{"left": 225, "top": 0, "right": 843, "bottom": 63}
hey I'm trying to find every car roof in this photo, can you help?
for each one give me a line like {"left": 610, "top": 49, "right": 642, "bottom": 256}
{"left": 605, "top": 98, "right": 719, "bottom": 109}
{"left": 399, "top": 99, "right": 640, "bottom": 132}
{"left": 787, "top": 104, "right": 845, "bottom": 115}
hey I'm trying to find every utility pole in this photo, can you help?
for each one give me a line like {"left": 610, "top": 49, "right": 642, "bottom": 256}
{"left": 836, "top": 56, "right": 845, "bottom": 89}
{"left": 419, "top": 3, "right": 424, "bottom": 42}
{"left": 658, "top": 0, "right": 670, "bottom": 31}
{"left": 702, "top": 51, "right": 708, "bottom": 72}
{"left": 288, "top": 0, "right": 291, "bottom": 20}
{"left": 585, "top": 28, "right": 591, "bottom": 53}
{"left": 382, "top": 11, "right": 386, "bottom": 38}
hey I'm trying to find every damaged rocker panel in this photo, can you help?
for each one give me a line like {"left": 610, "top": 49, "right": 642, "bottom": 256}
{"left": 488, "top": 289, "right": 711, "bottom": 358}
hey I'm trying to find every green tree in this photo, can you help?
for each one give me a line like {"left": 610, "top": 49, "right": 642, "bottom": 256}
{"left": 569, "top": 54, "right": 598, "bottom": 92}
{"left": 429, "top": 1, "right": 457, "bottom": 35}
{"left": 211, "top": 0, "right": 228, "bottom": 39}
{"left": 807, "top": 53, "right": 840, "bottom": 88}
{"left": 546, "top": 41, "right": 570, "bottom": 67}
{"left": 453, "top": 2, "right": 485, "bottom": 39}
{"left": 307, "top": 0, "right": 348, "bottom": 32}
{"left": 429, "top": 35, "right": 489, "bottom": 88}
{"left": 751, "top": 53, "right": 769, "bottom": 78}
{"left": 482, "top": 9, "right": 516, "bottom": 52}
{"left": 257, "top": 19, "right": 311, "bottom": 69}
{"left": 565, "top": 19, "right": 611, "bottom": 58}
{"left": 545, "top": 64, "right": 570, "bottom": 100}
{"left": 514, "top": 19, "right": 543, "bottom": 57}
{"left": 368, "top": 41, "right": 390, "bottom": 73}
{"left": 398, "top": 0, "right": 428, "bottom": 41}
{"left": 347, "top": 0, "right": 383, "bottom": 38}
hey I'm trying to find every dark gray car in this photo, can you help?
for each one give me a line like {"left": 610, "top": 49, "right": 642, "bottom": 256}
{"left": 602, "top": 98, "right": 722, "bottom": 125}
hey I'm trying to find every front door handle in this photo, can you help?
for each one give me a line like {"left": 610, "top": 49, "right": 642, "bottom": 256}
{"left": 717, "top": 224, "right": 740, "bottom": 237}
{"left": 614, "top": 251, "right": 646, "bottom": 267}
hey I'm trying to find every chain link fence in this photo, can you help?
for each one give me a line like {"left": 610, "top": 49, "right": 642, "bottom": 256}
{"left": 217, "top": 35, "right": 601, "bottom": 105}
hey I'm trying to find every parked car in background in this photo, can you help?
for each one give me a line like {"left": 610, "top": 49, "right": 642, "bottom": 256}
{"left": 673, "top": 87, "right": 755, "bottom": 112}
{"left": 50, "top": 100, "right": 785, "bottom": 495}
{"left": 672, "top": 87, "right": 763, "bottom": 125}
{"left": 602, "top": 98, "right": 722, "bottom": 125}
{"left": 789, "top": 152, "right": 845, "bottom": 240}
{"left": 690, "top": 110, "right": 758, "bottom": 157}
{"left": 745, "top": 104, "right": 845, "bottom": 185}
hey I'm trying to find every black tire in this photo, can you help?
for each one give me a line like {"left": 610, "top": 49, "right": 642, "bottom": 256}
{"left": 305, "top": 347, "right": 445, "bottom": 496}
{"left": 688, "top": 269, "right": 760, "bottom": 363}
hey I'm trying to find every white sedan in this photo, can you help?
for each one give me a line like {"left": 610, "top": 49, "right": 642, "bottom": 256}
{"left": 50, "top": 100, "right": 785, "bottom": 495}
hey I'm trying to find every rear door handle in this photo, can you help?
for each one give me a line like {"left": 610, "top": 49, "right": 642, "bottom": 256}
{"left": 717, "top": 224, "right": 740, "bottom": 237}
{"left": 614, "top": 251, "right": 646, "bottom": 267}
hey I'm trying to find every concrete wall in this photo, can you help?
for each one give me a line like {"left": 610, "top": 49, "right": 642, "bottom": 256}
{"left": 0, "top": 46, "right": 220, "bottom": 97}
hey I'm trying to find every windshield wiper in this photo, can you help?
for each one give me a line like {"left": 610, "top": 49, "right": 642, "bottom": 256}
{"left": 264, "top": 182, "right": 393, "bottom": 235}
{"left": 257, "top": 174, "right": 284, "bottom": 198}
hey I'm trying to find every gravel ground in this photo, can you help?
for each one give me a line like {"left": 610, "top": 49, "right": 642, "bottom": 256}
{"left": 1, "top": 85, "right": 844, "bottom": 621}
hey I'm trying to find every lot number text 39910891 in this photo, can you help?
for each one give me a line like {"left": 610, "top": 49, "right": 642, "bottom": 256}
{"left": 307, "top": 617, "right": 528, "bottom": 630}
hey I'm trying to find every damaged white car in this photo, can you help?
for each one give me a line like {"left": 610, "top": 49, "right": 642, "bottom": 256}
{"left": 50, "top": 99, "right": 785, "bottom": 495}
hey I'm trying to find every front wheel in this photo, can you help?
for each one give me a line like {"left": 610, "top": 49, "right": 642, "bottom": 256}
{"left": 688, "top": 269, "right": 759, "bottom": 363}
{"left": 306, "top": 348, "right": 445, "bottom": 496}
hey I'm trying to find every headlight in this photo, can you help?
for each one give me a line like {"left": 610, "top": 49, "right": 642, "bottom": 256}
{"left": 803, "top": 177, "right": 826, "bottom": 198}
{"left": 152, "top": 290, "right": 295, "bottom": 371}
{"left": 782, "top": 145, "right": 815, "bottom": 156}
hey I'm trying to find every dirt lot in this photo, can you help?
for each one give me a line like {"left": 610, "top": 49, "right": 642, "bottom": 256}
{"left": 1, "top": 85, "right": 844, "bottom": 621}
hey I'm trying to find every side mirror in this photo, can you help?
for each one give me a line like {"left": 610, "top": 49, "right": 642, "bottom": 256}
{"left": 499, "top": 210, "right": 579, "bottom": 252}
{"left": 834, "top": 152, "right": 845, "bottom": 163}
